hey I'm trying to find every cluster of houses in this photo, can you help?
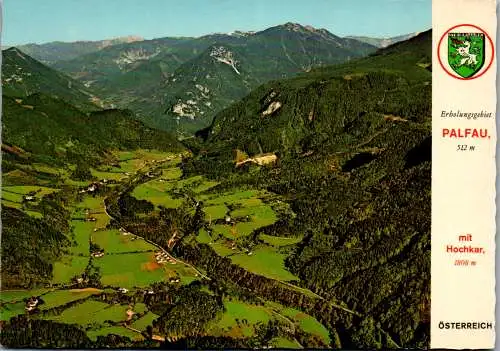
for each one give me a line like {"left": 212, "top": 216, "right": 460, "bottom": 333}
{"left": 85, "top": 216, "right": 97, "bottom": 222}
{"left": 78, "top": 178, "right": 116, "bottom": 195}
{"left": 75, "top": 276, "right": 90, "bottom": 284}
{"left": 119, "top": 228, "right": 133, "bottom": 236}
{"left": 155, "top": 251, "right": 176, "bottom": 265}
{"left": 224, "top": 240, "right": 253, "bottom": 256}
{"left": 91, "top": 249, "right": 105, "bottom": 258}
{"left": 25, "top": 296, "right": 40, "bottom": 312}
{"left": 22, "top": 194, "right": 37, "bottom": 202}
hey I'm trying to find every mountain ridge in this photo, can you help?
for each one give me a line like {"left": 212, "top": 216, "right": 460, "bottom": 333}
{"left": 46, "top": 23, "right": 378, "bottom": 134}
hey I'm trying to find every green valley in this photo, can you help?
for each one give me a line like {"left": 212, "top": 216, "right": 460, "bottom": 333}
{"left": 1, "top": 23, "right": 431, "bottom": 350}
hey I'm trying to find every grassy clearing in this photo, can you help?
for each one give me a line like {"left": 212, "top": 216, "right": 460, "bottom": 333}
{"left": 2, "top": 186, "right": 58, "bottom": 205}
{"left": 69, "top": 221, "right": 92, "bottom": 256}
{"left": 161, "top": 167, "right": 182, "bottom": 180}
{"left": 96, "top": 252, "right": 166, "bottom": 288}
{"left": 260, "top": 234, "right": 303, "bottom": 247}
{"left": 192, "top": 180, "right": 219, "bottom": 193}
{"left": 131, "top": 311, "right": 159, "bottom": 331}
{"left": 134, "top": 302, "right": 148, "bottom": 314}
{"left": 63, "top": 178, "right": 92, "bottom": 187}
{"left": 2, "top": 185, "right": 58, "bottom": 197}
{"left": 212, "top": 224, "right": 235, "bottom": 239}
{"left": 204, "top": 205, "right": 228, "bottom": 222}
{"left": 210, "top": 242, "right": 235, "bottom": 257}
{"left": 0, "top": 302, "right": 26, "bottom": 321}
{"left": 231, "top": 203, "right": 276, "bottom": 220}
{"left": 1, "top": 199, "right": 23, "bottom": 209}
{"left": 132, "top": 183, "right": 183, "bottom": 209}
{"left": 202, "top": 190, "right": 260, "bottom": 206}
{"left": 92, "top": 230, "right": 156, "bottom": 254}
{"left": 92, "top": 212, "right": 110, "bottom": 229}
{"left": 142, "top": 179, "right": 175, "bottom": 193}
{"left": 75, "top": 196, "right": 103, "bottom": 210}
{"left": 95, "top": 252, "right": 198, "bottom": 289}
{"left": 119, "top": 159, "right": 145, "bottom": 173}
{"left": 87, "top": 325, "right": 143, "bottom": 341}
{"left": 196, "top": 229, "right": 213, "bottom": 244}
{"left": 52, "top": 256, "right": 89, "bottom": 284}
{"left": 39, "top": 289, "right": 102, "bottom": 310}
{"left": 132, "top": 149, "right": 174, "bottom": 161}
{"left": 281, "top": 308, "right": 331, "bottom": 344}
{"left": 32, "top": 163, "right": 63, "bottom": 176}
{"left": 210, "top": 299, "right": 272, "bottom": 338}
{"left": 91, "top": 169, "right": 126, "bottom": 181}
{"left": 0, "top": 289, "right": 51, "bottom": 303}
{"left": 115, "top": 151, "right": 136, "bottom": 161}
{"left": 230, "top": 247, "right": 298, "bottom": 281}
{"left": 271, "top": 337, "right": 302, "bottom": 349}
{"left": 49, "top": 300, "right": 129, "bottom": 326}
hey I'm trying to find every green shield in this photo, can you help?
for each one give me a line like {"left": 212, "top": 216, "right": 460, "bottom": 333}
{"left": 448, "top": 33, "right": 485, "bottom": 78}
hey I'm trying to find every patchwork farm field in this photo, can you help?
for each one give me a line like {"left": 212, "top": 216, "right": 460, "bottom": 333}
{"left": 39, "top": 289, "right": 103, "bottom": 310}
{"left": 130, "top": 162, "right": 301, "bottom": 284}
{"left": 206, "top": 298, "right": 329, "bottom": 344}
{"left": 1, "top": 185, "right": 59, "bottom": 218}
{"left": 91, "top": 230, "right": 156, "bottom": 254}
{"left": 95, "top": 251, "right": 198, "bottom": 289}
{"left": 208, "top": 299, "right": 273, "bottom": 338}
{"left": 230, "top": 247, "right": 298, "bottom": 281}
{"left": 46, "top": 300, "right": 128, "bottom": 325}
{"left": 52, "top": 256, "right": 89, "bottom": 284}
{"left": 1, "top": 151, "right": 313, "bottom": 346}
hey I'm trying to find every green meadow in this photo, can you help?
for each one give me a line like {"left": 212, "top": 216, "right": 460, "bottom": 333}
{"left": 0, "top": 302, "right": 26, "bottom": 321}
{"left": 230, "top": 247, "right": 298, "bottom": 281}
{"left": 47, "top": 300, "right": 126, "bottom": 324}
{"left": 91, "top": 230, "right": 156, "bottom": 254}
{"left": 209, "top": 299, "right": 273, "bottom": 338}
{"left": 52, "top": 256, "right": 89, "bottom": 284}
{"left": 131, "top": 311, "right": 159, "bottom": 331}
{"left": 39, "top": 289, "right": 102, "bottom": 310}
{"left": 87, "top": 326, "right": 143, "bottom": 341}
{"left": 132, "top": 182, "right": 183, "bottom": 209}
{"left": 281, "top": 307, "right": 331, "bottom": 345}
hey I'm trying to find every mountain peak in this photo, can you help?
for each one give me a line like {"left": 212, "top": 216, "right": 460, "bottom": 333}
{"left": 3, "top": 47, "right": 30, "bottom": 61}
{"left": 282, "top": 22, "right": 313, "bottom": 32}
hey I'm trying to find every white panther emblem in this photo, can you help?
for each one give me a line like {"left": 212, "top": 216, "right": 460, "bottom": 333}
{"left": 456, "top": 41, "right": 478, "bottom": 67}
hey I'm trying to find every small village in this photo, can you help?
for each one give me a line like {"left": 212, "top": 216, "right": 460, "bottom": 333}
{"left": 154, "top": 250, "right": 177, "bottom": 265}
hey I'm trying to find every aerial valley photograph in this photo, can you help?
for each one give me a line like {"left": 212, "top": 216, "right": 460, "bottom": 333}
{"left": 0, "top": 0, "right": 431, "bottom": 349}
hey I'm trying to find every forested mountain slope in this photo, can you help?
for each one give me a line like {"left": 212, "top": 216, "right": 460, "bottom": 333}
{"left": 2, "top": 47, "right": 101, "bottom": 111}
{"left": 182, "top": 30, "right": 432, "bottom": 349}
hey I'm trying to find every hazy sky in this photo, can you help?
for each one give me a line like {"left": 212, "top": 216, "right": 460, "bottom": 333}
{"left": 2, "top": 0, "right": 431, "bottom": 46}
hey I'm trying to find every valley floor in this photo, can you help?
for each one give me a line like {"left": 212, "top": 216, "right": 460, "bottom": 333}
{"left": 1, "top": 149, "right": 332, "bottom": 348}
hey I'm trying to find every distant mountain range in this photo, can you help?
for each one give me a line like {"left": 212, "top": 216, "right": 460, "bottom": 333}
{"left": 5, "top": 25, "right": 421, "bottom": 135}
{"left": 346, "top": 32, "right": 419, "bottom": 48}
{"left": 14, "top": 36, "right": 144, "bottom": 63}
{"left": 11, "top": 23, "right": 379, "bottom": 134}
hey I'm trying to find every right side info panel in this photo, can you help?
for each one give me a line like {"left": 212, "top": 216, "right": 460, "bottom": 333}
{"left": 431, "top": 0, "right": 497, "bottom": 349}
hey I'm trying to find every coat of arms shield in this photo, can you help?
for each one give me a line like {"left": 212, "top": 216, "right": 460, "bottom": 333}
{"left": 448, "top": 32, "right": 485, "bottom": 78}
